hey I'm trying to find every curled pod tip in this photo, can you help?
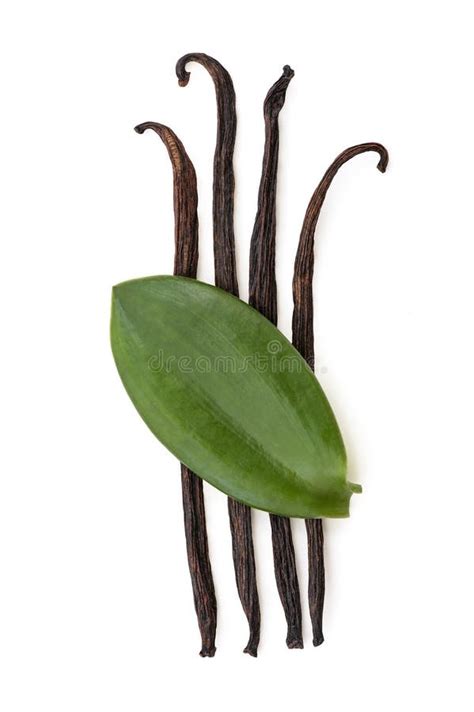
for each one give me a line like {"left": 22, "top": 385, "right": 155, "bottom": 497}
{"left": 263, "top": 64, "right": 295, "bottom": 119}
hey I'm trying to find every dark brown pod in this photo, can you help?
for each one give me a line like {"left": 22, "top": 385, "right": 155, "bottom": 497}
{"left": 176, "top": 54, "right": 261, "bottom": 656}
{"left": 292, "top": 142, "right": 389, "bottom": 646}
{"left": 135, "top": 121, "right": 217, "bottom": 657}
{"left": 176, "top": 53, "right": 238, "bottom": 296}
{"left": 249, "top": 65, "right": 303, "bottom": 650}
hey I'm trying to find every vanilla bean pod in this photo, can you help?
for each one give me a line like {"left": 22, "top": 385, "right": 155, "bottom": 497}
{"left": 249, "top": 65, "right": 303, "bottom": 649}
{"left": 292, "top": 142, "right": 389, "bottom": 646}
{"left": 135, "top": 121, "right": 217, "bottom": 657}
{"left": 249, "top": 65, "right": 294, "bottom": 324}
{"left": 176, "top": 53, "right": 261, "bottom": 656}
{"left": 176, "top": 53, "right": 238, "bottom": 295}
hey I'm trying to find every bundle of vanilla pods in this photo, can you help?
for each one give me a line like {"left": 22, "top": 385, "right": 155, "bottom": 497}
{"left": 134, "top": 52, "right": 388, "bottom": 656}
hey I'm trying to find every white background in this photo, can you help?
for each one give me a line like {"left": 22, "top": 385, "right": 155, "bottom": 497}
{"left": 1, "top": 1, "right": 473, "bottom": 710}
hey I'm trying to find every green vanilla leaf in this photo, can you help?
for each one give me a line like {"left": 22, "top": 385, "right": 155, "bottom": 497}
{"left": 111, "top": 276, "right": 361, "bottom": 518}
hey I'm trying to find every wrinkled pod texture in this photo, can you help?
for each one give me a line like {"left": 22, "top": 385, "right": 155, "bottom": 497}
{"left": 135, "top": 121, "right": 217, "bottom": 657}
{"left": 176, "top": 53, "right": 261, "bottom": 656}
{"left": 249, "top": 64, "right": 304, "bottom": 650}
{"left": 292, "top": 142, "right": 389, "bottom": 646}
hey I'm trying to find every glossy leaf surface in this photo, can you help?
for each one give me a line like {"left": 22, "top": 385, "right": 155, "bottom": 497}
{"left": 111, "top": 276, "right": 360, "bottom": 518}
